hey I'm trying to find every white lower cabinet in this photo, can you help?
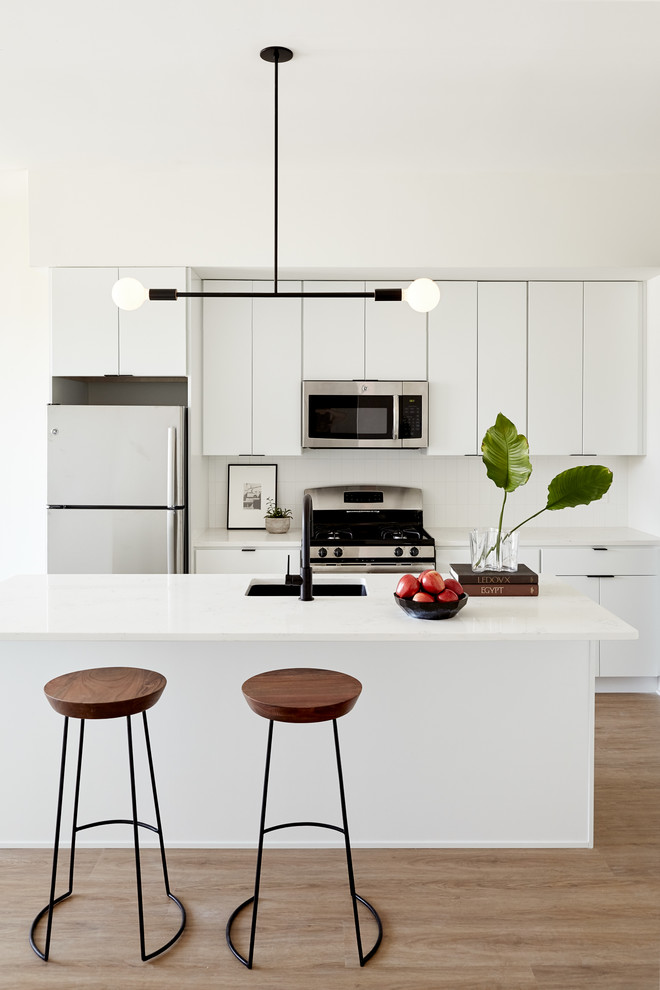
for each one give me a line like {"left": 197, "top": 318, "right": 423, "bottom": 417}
{"left": 194, "top": 546, "right": 295, "bottom": 574}
{"left": 541, "top": 547, "right": 659, "bottom": 678}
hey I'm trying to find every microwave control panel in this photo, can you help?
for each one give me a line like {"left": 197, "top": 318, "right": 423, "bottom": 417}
{"left": 399, "top": 395, "right": 423, "bottom": 439}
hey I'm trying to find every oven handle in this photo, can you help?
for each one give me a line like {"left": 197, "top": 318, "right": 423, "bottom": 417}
{"left": 392, "top": 395, "right": 400, "bottom": 441}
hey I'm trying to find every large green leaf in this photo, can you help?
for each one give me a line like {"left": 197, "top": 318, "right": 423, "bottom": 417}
{"left": 481, "top": 413, "right": 532, "bottom": 493}
{"left": 545, "top": 465, "right": 613, "bottom": 511}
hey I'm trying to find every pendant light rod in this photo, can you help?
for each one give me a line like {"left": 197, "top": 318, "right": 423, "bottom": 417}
{"left": 111, "top": 46, "right": 441, "bottom": 314}
{"left": 260, "top": 46, "right": 293, "bottom": 294}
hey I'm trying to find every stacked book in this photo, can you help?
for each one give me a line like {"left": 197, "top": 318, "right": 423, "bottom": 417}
{"left": 449, "top": 562, "right": 539, "bottom": 597}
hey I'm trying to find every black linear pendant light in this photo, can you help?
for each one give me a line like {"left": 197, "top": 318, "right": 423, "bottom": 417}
{"left": 112, "top": 47, "right": 440, "bottom": 314}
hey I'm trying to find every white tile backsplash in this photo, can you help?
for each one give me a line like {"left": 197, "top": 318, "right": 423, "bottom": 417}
{"left": 208, "top": 451, "right": 629, "bottom": 531}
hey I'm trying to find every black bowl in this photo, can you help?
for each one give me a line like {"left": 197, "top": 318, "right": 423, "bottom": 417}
{"left": 393, "top": 592, "right": 469, "bottom": 621}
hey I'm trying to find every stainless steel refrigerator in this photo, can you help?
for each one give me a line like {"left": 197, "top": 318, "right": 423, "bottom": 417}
{"left": 47, "top": 405, "right": 187, "bottom": 573}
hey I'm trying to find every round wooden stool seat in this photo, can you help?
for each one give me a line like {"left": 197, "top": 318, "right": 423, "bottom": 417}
{"left": 44, "top": 667, "right": 167, "bottom": 720}
{"left": 241, "top": 667, "right": 362, "bottom": 724}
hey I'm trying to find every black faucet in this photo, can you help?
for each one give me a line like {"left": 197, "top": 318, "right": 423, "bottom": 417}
{"left": 283, "top": 492, "right": 314, "bottom": 601}
{"left": 299, "top": 492, "right": 314, "bottom": 601}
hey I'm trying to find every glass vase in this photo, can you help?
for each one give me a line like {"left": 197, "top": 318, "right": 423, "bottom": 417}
{"left": 470, "top": 529, "right": 519, "bottom": 572}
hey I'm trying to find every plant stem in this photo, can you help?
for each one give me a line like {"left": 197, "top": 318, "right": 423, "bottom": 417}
{"left": 502, "top": 506, "right": 548, "bottom": 542}
{"left": 496, "top": 491, "right": 508, "bottom": 562}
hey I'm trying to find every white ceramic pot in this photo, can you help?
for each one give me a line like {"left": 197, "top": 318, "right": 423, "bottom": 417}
{"left": 264, "top": 516, "right": 291, "bottom": 534}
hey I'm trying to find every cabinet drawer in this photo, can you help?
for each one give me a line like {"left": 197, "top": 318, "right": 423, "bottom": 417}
{"left": 194, "top": 546, "right": 294, "bottom": 574}
{"left": 541, "top": 546, "right": 657, "bottom": 576}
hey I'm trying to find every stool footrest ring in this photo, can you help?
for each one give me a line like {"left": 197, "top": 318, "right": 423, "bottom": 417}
{"left": 226, "top": 891, "right": 383, "bottom": 968}
{"left": 30, "top": 891, "right": 186, "bottom": 962}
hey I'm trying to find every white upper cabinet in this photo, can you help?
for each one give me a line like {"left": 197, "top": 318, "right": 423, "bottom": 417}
{"left": 365, "top": 281, "right": 427, "bottom": 381}
{"left": 118, "top": 267, "right": 187, "bottom": 376}
{"left": 302, "top": 282, "right": 365, "bottom": 380}
{"left": 202, "top": 283, "right": 253, "bottom": 455}
{"left": 583, "top": 281, "right": 643, "bottom": 455}
{"left": 252, "top": 283, "right": 302, "bottom": 456}
{"left": 477, "top": 282, "right": 528, "bottom": 442}
{"left": 427, "top": 282, "right": 478, "bottom": 454}
{"left": 202, "top": 281, "right": 302, "bottom": 456}
{"left": 51, "top": 268, "right": 118, "bottom": 376}
{"left": 51, "top": 266, "right": 187, "bottom": 377}
{"left": 527, "top": 282, "right": 583, "bottom": 454}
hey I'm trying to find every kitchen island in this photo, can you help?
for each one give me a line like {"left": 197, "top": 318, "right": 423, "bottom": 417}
{"left": 0, "top": 573, "right": 636, "bottom": 850}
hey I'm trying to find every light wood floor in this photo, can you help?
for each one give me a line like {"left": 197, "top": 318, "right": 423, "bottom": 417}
{"left": 2, "top": 694, "right": 660, "bottom": 990}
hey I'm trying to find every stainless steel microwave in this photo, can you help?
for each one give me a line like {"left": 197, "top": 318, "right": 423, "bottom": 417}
{"left": 302, "top": 381, "right": 429, "bottom": 449}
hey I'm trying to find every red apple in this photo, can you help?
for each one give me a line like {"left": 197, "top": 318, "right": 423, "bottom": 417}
{"left": 437, "top": 588, "right": 459, "bottom": 602}
{"left": 443, "top": 578, "right": 464, "bottom": 595}
{"left": 420, "top": 570, "right": 446, "bottom": 595}
{"left": 395, "top": 574, "right": 421, "bottom": 599}
{"left": 413, "top": 592, "right": 435, "bottom": 602}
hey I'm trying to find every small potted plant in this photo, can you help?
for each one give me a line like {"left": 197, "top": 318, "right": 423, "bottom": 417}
{"left": 264, "top": 498, "right": 293, "bottom": 534}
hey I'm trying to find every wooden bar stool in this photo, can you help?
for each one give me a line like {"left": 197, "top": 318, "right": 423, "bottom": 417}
{"left": 226, "top": 667, "right": 382, "bottom": 968}
{"left": 29, "top": 666, "right": 186, "bottom": 962}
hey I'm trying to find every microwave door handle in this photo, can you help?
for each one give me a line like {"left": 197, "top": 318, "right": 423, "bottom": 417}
{"left": 392, "top": 396, "right": 400, "bottom": 441}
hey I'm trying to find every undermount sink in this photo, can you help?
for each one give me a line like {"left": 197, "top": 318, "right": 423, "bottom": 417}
{"left": 246, "top": 581, "right": 367, "bottom": 597}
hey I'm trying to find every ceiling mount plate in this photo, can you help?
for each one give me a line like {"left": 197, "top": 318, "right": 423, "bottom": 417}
{"left": 260, "top": 46, "right": 293, "bottom": 63}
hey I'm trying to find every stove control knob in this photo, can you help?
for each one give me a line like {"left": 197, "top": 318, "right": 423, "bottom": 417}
{"left": 410, "top": 546, "right": 420, "bottom": 557}
{"left": 394, "top": 547, "right": 404, "bottom": 557}
{"left": 317, "top": 547, "right": 327, "bottom": 558}
{"left": 333, "top": 547, "right": 343, "bottom": 558}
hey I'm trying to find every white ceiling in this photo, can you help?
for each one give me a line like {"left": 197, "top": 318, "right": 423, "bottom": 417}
{"left": 2, "top": 0, "right": 660, "bottom": 174}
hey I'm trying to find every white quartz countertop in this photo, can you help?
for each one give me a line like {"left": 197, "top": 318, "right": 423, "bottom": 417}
{"left": 194, "top": 526, "right": 660, "bottom": 548}
{"left": 0, "top": 573, "right": 637, "bottom": 643}
{"left": 429, "top": 526, "right": 660, "bottom": 547}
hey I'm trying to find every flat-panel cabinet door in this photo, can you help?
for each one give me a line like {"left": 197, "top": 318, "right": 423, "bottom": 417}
{"left": 194, "top": 546, "right": 292, "bottom": 574}
{"left": 202, "top": 282, "right": 252, "bottom": 454}
{"left": 477, "top": 282, "right": 527, "bottom": 442}
{"left": 365, "top": 281, "right": 427, "bottom": 381}
{"left": 583, "top": 282, "right": 643, "bottom": 454}
{"left": 599, "top": 575, "right": 659, "bottom": 677}
{"left": 119, "top": 267, "right": 187, "bottom": 376}
{"left": 252, "top": 282, "right": 302, "bottom": 455}
{"left": 302, "top": 282, "right": 365, "bottom": 380}
{"left": 528, "top": 282, "right": 583, "bottom": 454}
{"left": 427, "top": 282, "right": 478, "bottom": 454}
{"left": 51, "top": 267, "right": 119, "bottom": 376}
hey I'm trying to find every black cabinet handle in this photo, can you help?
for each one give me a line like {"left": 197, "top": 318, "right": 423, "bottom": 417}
{"left": 241, "top": 548, "right": 256, "bottom": 552}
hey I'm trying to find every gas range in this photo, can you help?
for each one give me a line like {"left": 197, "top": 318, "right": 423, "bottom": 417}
{"left": 305, "top": 485, "right": 436, "bottom": 572}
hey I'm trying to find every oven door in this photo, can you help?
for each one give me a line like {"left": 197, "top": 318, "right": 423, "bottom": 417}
{"left": 303, "top": 381, "right": 399, "bottom": 448}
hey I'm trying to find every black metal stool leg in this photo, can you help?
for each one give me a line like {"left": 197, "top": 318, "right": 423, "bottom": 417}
{"left": 140, "top": 710, "right": 186, "bottom": 957}
{"left": 30, "top": 716, "right": 87, "bottom": 961}
{"left": 226, "top": 718, "right": 274, "bottom": 969}
{"left": 126, "top": 713, "right": 148, "bottom": 961}
{"left": 333, "top": 718, "right": 383, "bottom": 966}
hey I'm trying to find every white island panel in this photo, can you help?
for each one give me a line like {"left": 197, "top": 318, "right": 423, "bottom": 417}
{"left": 0, "top": 573, "right": 634, "bottom": 849}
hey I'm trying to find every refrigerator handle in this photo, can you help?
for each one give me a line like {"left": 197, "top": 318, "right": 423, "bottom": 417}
{"left": 167, "top": 509, "right": 176, "bottom": 574}
{"left": 167, "top": 426, "right": 176, "bottom": 508}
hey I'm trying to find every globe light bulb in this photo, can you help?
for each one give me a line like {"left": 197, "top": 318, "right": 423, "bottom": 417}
{"left": 402, "top": 278, "right": 441, "bottom": 313}
{"left": 112, "top": 277, "right": 148, "bottom": 311}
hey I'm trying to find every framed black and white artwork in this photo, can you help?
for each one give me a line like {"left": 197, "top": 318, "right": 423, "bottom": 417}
{"left": 227, "top": 463, "right": 278, "bottom": 530}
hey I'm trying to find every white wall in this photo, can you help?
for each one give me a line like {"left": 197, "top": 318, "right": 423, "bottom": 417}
{"left": 0, "top": 172, "right": 49, "bottom": 579}
{"left": 207, "top": 453, "right": 630, "bottom": 534}
{"left": 629, "top": 276, "right": 660, "bottom": 533}
{"left": 28, "top": 168, "right": 660, "bottom": 269}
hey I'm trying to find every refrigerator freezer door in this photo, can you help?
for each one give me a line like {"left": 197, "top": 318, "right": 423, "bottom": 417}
{"left": 48, "top": 508, "right": 186, "bottom": 574}
{"left": 47, "top": 405, "right": 186, "bottom": 507}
